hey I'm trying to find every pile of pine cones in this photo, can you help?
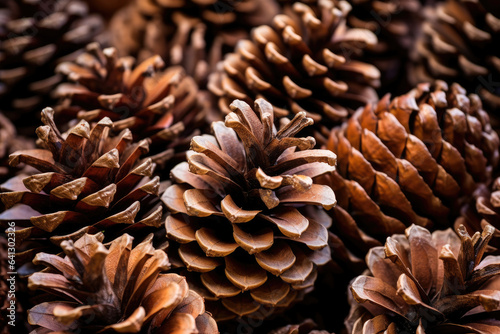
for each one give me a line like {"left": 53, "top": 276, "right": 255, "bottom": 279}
{"left": 1, "top": 0, "right": 500, "bottom": 333}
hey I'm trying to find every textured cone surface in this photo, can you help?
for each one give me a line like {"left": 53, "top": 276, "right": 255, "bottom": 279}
{"left": 208, "top": 0, "right": 381, "bottom": 140}
{"left": 161, "top": 98, "right": 336, "bottom": 320}
{"left": 27, "top": 233, "right": 218, "bottom": 333}
{"left": 110, "top": 0, "right": 279, "bottom": 85}
{"left": 412, "top": 0, "right": 500, "bottom": 110}
{"left": 54, "top": 43, "right": 205, "bottom": 169}
{"left": 0, "top": 108, "right": 163, "bottom": 266}
{"left": 270, "top": 318, "right": 333, "bottom": 334}
{"left": 0, "top": 0, "right": 106, "bottom": 129}
{"left": 324, "top": 81, "right": 499, "bottom": 268}
{"left": 346, "top": 224, "right": 500, "bottom": 334}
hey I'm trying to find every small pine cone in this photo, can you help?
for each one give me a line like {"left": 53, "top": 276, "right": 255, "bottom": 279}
{"left": 324, "top": 81, "right": 499, "bottom": 267}
{"left": 456, "top": 176, "right": 500, "bottom": 251}
{"left": 346, "top": 224, "right": 500, "bottom": 333}
{"left": 54, "top": 42, "right": 205, "bottom": 169}
{"left": 270, "top": 319, "right": 332, "bottom": 334}
{"left": 0, "top": 0, "right": 106, "bottom": 127}
{"left": 161, "top": 99, "right": 336, "bottom": 320}
{"left": 208, "top": 0, "right": 380, "bottom": 141}
{"left": 110, "top": 0, "right": 279, "bottom": 85}
{"left": 0, "top": 108, "right": 163, "bottom": 266}
{"left": 27, "top": 233, "right": 218, "bottom": 333}
{"left": 412, "top": 0, "right": 500, "bottom": 110}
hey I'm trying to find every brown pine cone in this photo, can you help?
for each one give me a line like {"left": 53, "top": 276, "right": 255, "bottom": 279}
{"left": 271, "top": 319, "right": 332, "bottom": 334}
{"left": 110, "top": 0, "right": 279, "bottom": 85}
{"left": 161, "top": 98, "right": 336, "bottom": 320}
{"left": 0, "top": 0, "right": 106, "bottom": 130}
{"left": 346, "top": 224, "right": 500, "bottom": 333}
{"left": 54, "top": 42, "right": 205, "bottom": 169}
{"left": 412, "top": 0, "right": 500, "bottom": 110}
{"left": 27, "top": 232, "right": 218, "bottom": 333}
{"left": 87, "top": 0, "right": 132, "bottom": 18}
{"left": 324, "top": 81, "right": 499, "bottom": 268}
{"left": 208, "top": 0, "right": 380, "bottom": 141}
{"left": 0, "top": 108, "right": 164, "bottom": 266}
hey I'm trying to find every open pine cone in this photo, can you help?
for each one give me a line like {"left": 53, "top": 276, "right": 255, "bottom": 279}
{"left": 324, "top": 81, "right": 499, "bottom": 268}
{"left": 54, "top": 42, "right": 205, "bottom": 169}
{"left": 208, "top": 0, "right": 380, "bottom": 141}
{"left": 27, "top": 232, "right": 218, "bottom": 333}
{"left": 161, "top": 98, "right": 336, "bottom": 320}
{"left": 110, "top": 0, "right": 279, "bottom": 85}
{"left": 0, "top": 108, "right": 163, "bottom": 266}
{"left": 0, "top": 0, "right": 106, "bottom": 128}
{"left": 271, "top": 319, "right": 332, "bottom": 334}
{"left": 346, "top": 224, "right": 500, "bottom": 333}
{"left": 413, "top": 0, "right": 500, "bottom": 110}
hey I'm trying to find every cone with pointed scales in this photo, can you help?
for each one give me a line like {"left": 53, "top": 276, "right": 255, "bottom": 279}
{"left": 27, "top": 233, "right": 218, "bottom": 333}
{"left": 161, "top": 98, "right": 337, "bottom": 320}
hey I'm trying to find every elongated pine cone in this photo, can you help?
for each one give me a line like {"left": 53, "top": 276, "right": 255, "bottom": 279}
{"left": 346, "top": 224, "right": 500, "bottom": 333}
{"left": 27, "top": 233, "right": 218, "bottom": 333}
{"left": 208, "top": 0, "right": 380, "bottom": 140}
{"left": 0, "top": 0, "right": 105, "bottom": 126}
{"left": 54, "top": 42, "right": 205, "bottom": 168}
{"left": 161, "top": 99, "right": 336, "bottom": 320}
{"left": 0, "top": 108, "right": 163, "bottom": 266}
{"left": 324, "top": 81, "right": 499, "bottom": 268}
{"left": 110, "top": 0, "right": 279, "bottom": 85}
{"left": 413, "top": 0, "right": 500, "bottom": 109}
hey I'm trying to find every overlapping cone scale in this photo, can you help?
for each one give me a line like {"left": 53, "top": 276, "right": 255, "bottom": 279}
{"left": 0, "top": 108, "right": 163, "bottom": 266}
{"left": 324, "top": 81, "right": 499, "bottom": 269}
{"left": 27, "top": 232, "right": 218, "bottom": 333}
{"left": 346, "top": 224, "right": 500, "bottom": 333}
{"left": 161, "top": 98, "right": 336, "bottom": 319}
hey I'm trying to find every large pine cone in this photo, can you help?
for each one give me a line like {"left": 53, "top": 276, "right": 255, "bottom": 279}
{"left": 346, "top": 224, "right": 500, "bottom": 334}
{"left": 27, "top": 233, "right": 218, "bottom": 333}
{"left": 208, "top": 0, "right": 380, "bottom": 140}
{"left": 325, "top": 81, "right": 499, "bottom": 268}
{"left": 0, "top": 108, "right": 163, "bottom": 266}
{"left": 161, "top": 99, "right": 336, "bottom": 320}
{"left": 412, "top": 0, "right": 500, "bottom": 109}
{"left": 0, "top": 0, "right": 105, "bottom": 128}
{"left": 110, "top": 0, "right": 278, "bottom": 85}
{"left": 54, "top": 43, "right": 205, "bottom": 169}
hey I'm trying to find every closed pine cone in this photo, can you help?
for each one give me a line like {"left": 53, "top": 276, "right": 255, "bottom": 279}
{"left": 0, "top": 0, "right": 106, "bottom": 129}
{"left": 208, "top": 0, "right": 381, "bottom": 142}
{"left": 324, "top": 81, "right": 499, "bottom": 268}
{"left": 27, "top": 232, "right": 218, "bottom": 333}
{"left": 110, "top": 0, "right": 279, "bottom": 85}
{"left": 0, "top": 108, "right": 164, "bottom": 266}
{"left": 54, "top": 42, "right": 205, "bottom": 169}
{"left": 346, "top": 224, "right": 500, "bottom": 333}
{"left": 412, "top": 0, "right": 500, "bottom": 110}
{"left": 161, "top": 98, "right": 337, "bottom": 320}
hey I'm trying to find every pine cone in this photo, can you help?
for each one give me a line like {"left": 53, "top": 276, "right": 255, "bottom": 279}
{"left": 54, "top": 42, "right": 205, "bottom": 169}
{"left": 0, "top": 0, "right": 106, "bottom": 129}
{"left": 270, "top": 319, "right": 332, "bottom": 334}
{"left": 110, "top": 0, "right": 279, "bottom": 85}
{"left": 87, "top": 0, "right": 132, "bottom": 18}
{"left": 208, "top": 0, "right": 380, "bottom": 141}
{"left": 324, "top": 81, "right": 499, "bottom": 268}
{"left": 27, "top": 232, "right": 218, "bottom": 333}
{"left": 0, "top": 108, "right": 163, "bottom": 266}
{"left": 161, "top": 98, "right": 336, "bottom": 320}
{"left": 346, "top": 224, "right": 500, "bottom": 333}
{"left": 456, "top": 176, "right": 500, "bottom": 251}
{"left": 412, "top": 0, "right": 500, "bottom": 110}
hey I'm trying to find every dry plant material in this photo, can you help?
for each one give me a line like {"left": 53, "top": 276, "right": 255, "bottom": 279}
{"left": 54, "top": 42, "right": 205, "bottom": 168}
{"left": 0, "top": 0, "right": 105, "bottom": 125}
{"left": 161, "top": 98, "right": 336, "bottom": 320}
{"left": 209, "top": 0, "right": 380, "bottom": 139}
{"left": 27, "top": 233, "right": 218, "bottom": 333}
{"left": 346, "top": 224, "right": 500, "bottom": 333}
{"left": 413, "top": 0, "right": 500, "bottom": 109}
{"left": 270, "top": 318, "right": 332, "bottom": 334}
{"left": 324, "top": 81, "right": 499, "bottom": 268}
{"left": 0, "top": 108, "right": 163, "bottom": 266}
{"left": 110, "top": 0, "right": 279, "bottom": 85}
